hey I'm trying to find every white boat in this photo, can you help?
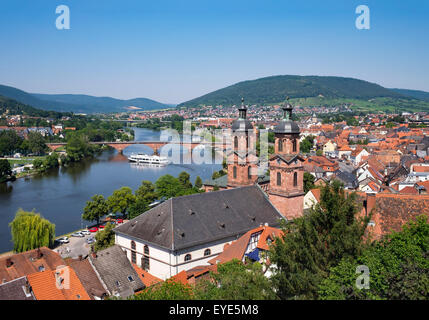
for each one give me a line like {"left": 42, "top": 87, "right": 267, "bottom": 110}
{"left": 128, "top": 153, "right": 170, "bottom": 165}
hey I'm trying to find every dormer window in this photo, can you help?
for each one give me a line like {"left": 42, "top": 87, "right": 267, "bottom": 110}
{"left": 184, "top": 254, "right": 192, "bottom": 262}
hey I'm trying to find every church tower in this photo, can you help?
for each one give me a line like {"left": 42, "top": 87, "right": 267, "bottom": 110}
{"left": 227, "top": 98, "right": 259, "bottom": 188}
{"left": 268, "top": 98, "right": 305, "bottom": 219}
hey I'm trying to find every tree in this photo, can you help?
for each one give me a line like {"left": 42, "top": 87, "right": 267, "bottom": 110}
{"left": 318, "top": 216, "right": 429, "bottom": 300}
{"left": 0, "top": 159, "right": 12, "bottom": 183}
{"left": 195, "top": 259, "right": 277, "bottom": 300}
{"left": 65, "top": 134, "right": 91, "bottom": 162}
{"left": 26, "top": 132, "right": 47, "bottom": 155}
{"left": 194, "top": 176, "right": 203, "bottom": 189}
{"left": 129, "top": 181, "right": 158, "bottom": 219}
{"left": 303, "top": 172, "right": 316, "bottom": 193}
{"left": 178, "top": 171, "right": 193, "bottom": 190}
{"left": 9, "top": 209, "right": 55, "bottom": 253}
{"left": 269, "top": 181, "right": 369, "bottom": 299}
{"left": 316, "top": 149, "right": 323, "bottom": 156}
{"left": 82, "top": 194, "right": 109, "bottom": 225}
{"left": 131, "top": 279, "right": 194, "bottom": 300}
{"left": 0, "top": 130, "right": 23, "bottom": 156}
{"left": 155, "top": 174, "right": 184, "bottom": 199}
{"left": 300, "top": 135, "right": 314, "bottom": 154}
{"left": 93, "top": 222, "right": 115, "bottom": 252}
{"left": 107, "top": 187, "right": 136, "bottom": 218}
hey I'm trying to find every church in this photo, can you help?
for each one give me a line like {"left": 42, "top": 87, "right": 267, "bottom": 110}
{"left": 113, "top": 98, "right": 305, "bottom": 280}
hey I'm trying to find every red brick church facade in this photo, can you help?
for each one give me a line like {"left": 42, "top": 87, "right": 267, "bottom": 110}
{"left": 227, "top": 98, "right": 305, "bottom": 220}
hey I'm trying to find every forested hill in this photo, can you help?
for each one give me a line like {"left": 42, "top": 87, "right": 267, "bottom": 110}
{"left": 0, "top": 95, "right": 69, "bottom": 118}
{"left": 390, "top": 88, "right": 429, "bottom": 102}
{"left": 178, "top": 75, "right": 409, "bottom": 107}
{"left": 0, "top": 84, "right": 173, "bottom": 114}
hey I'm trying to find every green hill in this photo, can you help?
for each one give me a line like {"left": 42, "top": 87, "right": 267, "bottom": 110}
{"left": 0, "top": 84, "right": 173, "bottom": 114}
{"left": 178, "top": 75, "right": 407, "bottom": 108}
{"left": 0, "top": 95, "right": 69, "bottom": 118}
{"left": 390, "top": 88, "right": 429, "bottom": 102}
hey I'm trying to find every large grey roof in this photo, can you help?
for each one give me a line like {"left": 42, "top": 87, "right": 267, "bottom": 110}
{"left": 114, "top": 186, "right": 284, "bottom": 251}
{"left": 274, "top": 120, "right": 300, "bottom": 134}
{"left": 89, "top": 245, "right": 144, "bottom": 298}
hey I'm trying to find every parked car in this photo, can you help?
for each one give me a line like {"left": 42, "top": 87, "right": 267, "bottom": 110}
{"left": 88, "top": 227, "right": 98, "bottom": 233}
{"left": 86, "top": 237, "right": 96, "bottom": 244}
{"left": 56, "top": 237, "right": 69, "bottom": 244}
{"left": 99, "top": 224, "right": 105, "bottom": 229}
{"left": 71, "top": 232, "right": 84, "bottom": 238}
{"left": 116, "top": 219, "right": 124, "bottom": 224}
{"left": 81, "top": 230, "right": 91, "bottom": 236}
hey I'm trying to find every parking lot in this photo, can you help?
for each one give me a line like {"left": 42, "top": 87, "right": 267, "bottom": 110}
{"left": 54, "top": 232, "right": 96, "bottom": 259}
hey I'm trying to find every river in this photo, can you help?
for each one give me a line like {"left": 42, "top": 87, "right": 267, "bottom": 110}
{"left": 0, "top": 128, "right": 222, "bottom": 253}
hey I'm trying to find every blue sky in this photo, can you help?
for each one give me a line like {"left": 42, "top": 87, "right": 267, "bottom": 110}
{"left": 0, "top": 0, "right": 428, "bottom": 104}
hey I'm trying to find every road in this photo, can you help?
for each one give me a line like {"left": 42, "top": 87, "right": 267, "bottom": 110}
{"left": 54, "top": 234, "right": 95, "bottom": 259}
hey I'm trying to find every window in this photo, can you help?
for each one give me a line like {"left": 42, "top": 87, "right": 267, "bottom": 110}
{"left": 142, "top": 256, "right": 150, "bottom": 271}
{"left": 131, "top": 241, "right": 136, "bottom": 250}
{"left": 127, "top": 276, "right": 134, "bottom": 282}
{"left": 131, "top": 251, "right": 136, "bottom": 264}
{"left": 184, "top": 254, "right": 192, "bottom": 262}
{"left": 293, "top": 172, "right": 298, "bottom": 187}
{"left": 38, "top": 265, "right": 45, "bottom": 272}
{"left": 293, "top": 139, "right": 297, "bottom": 152}
{"left": 204, "top": 249, "right": 211, "bottom": 256}
{"left": 278, "top": 139, "right": 283, "bottom": 152}
{"left": 248, "top": 166, "right": 252, "bottom": 179}
{"left": 277, "top": 172, "right": 281, "bottom": 186}
{"left": 144, "top": 245, "right": 149, "bottom": 255}
{"left": 233, "top": 166, "right": 237, "bottom": 179}
{"left": 234, "top": 136, "right": 238, "bottom": 149}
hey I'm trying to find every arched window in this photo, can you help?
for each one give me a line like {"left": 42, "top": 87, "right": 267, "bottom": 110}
{"left": 142, "top": 256, "right": 150, "bottom": 271}
{"left": 131, "top": 251, "right": 136, "bottom": 264}
{"left": 277, "top": 172, "right": 281, "bottom": 186}
{"left": 293, "top": 139, "right": 297, "bottom": 152}
{"left": 278, "top": 139, "right": 283, "bottom": 152}
{"left": 204, "top": 249, "right": 211, "bottom": 256}
{"left": 234, "top": 136, "right": 238, "bottom": 149}
{"left": 131, "top": 241, "right": 136, "bottom": 250}
{"left": 248, "top": 166, "right": 252, "bottom": 179}
{"left": 233, "top": 166, "right": 237, "bottom": 179}
{"left": 294, "top": 172, "right": 298, "bottom": 187}
{"left": 184, "top": 254, "right": 192, "bottom": 262}
{"left": 144, "top": 245, "right": 149, "bottom": 255}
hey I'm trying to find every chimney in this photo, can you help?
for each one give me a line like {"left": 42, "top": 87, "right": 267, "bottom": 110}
{"left": 92, "top": 252, "right": 97, "bottom": 258}
{"left": 5, "top": 258, "right": 13, "bottom": 268}
{"left": 36, "top": 248, "right": 43, "bottom": 259}
{"left": 78, "top": 255, "right": 83, "bottom": 261}
{"left": 23, "top": 281, "right": 32, "bottom": 296}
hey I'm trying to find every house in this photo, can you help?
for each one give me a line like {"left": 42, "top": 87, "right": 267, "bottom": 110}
{"left": 0, "top": 247, "right": 65, "bottom": 283}
{"left": 303, "top": 189, "right": 321, "bottom": 210}
{"left": 89, "top": 245, "right": 145, "bottom": 298}
{"left": 0, "top": 276, "right": 35, "bottom": 300}
{"left": 66, "top": 257, "right": 108, "bottom": 300}
{"left": 351, "top": 148, "right": 370, "bottom": 166}
{"left": 27, "top": 266, "right": 91, "bottom": 300}
{"left": 322, "top": 140, "right": 336, "bottom": 156}
{"left": 114, "top": 185, "right": 284, "bottom": 280}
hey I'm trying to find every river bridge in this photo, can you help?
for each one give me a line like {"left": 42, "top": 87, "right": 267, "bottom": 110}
{"left": 47, "top": 140, "right": 229, "bottom": 154}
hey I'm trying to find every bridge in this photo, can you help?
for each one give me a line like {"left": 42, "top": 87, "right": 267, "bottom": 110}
{"left": 47, "top": 141, "right": 229, "bottom": 154}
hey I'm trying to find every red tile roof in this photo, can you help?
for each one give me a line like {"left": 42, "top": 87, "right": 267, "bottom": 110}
{"left": 132, "top": 264, "right": 163, "bottom": 288}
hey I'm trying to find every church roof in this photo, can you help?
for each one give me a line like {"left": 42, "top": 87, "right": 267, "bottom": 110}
{"left": 114, "top": 186, "right": 284, "bottom": 251}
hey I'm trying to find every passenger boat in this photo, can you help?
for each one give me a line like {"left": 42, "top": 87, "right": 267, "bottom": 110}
{"left": 128, "top": 153, "right": 170, "bottom": 165}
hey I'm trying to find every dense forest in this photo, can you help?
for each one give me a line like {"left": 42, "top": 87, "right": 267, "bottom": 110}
{"left": 178, "top": 75, "right": 429, "bottom": 110}
{"left": 0, "top": 95, "right": 70, "bottom": 119}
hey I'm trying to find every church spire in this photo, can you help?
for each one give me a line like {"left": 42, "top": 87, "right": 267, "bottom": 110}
{"left": 238, "top": 97, "right": 247, "bottom": 119}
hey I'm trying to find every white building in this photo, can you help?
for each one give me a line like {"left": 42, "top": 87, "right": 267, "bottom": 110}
{"left": 114, "top": 185, "right": 284, "bottom": 280}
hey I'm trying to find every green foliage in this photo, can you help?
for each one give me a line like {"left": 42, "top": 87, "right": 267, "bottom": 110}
{"left": 318, "top": 216, "right": 429, "bottom": 300}
{"left": 178, "top": 171, "right": 193, "bottom": 189}
{"left": 82, "top": 194, "right": 109, "bottom": 225}
{"left": 0, "top": 159, "right": 12, "bottom": 182}
{"left": 195, "top": 259, "right": 277, "bottom": 300}
{"left": 178, "top": 75, "right": 406, "bottom": 108}
{"left": 129, "top": 181, "right": 158, "bottom": 219}
{"left": 93, "top": 222, "right": 116, "bottom": 252}
{"left": 131, "top": 279, "right": 194, "bottom": 300}
{"left": 316, "top": 149, "right": 323, "bottom": 156}
{"left": 9, "top": 209, "right": 55, "bottom": 253}
{"left": 269, "top": 181, "right": 369, "bottom": 299}
{"left": 194, "top": 176, "right": 203, "bottom": 189}
{"left": 155, "top": 174, "right": 183, "bottom": 199}
{"left": 107, "top": 187, "right": 136, "bottom": 218}
{"left": 212, "top": 170, "right": 227, "bottom": 180}
{"left": 300, "top": 135, "right": 314, "bottom": 154}
{"left": 0, "top": 130, "right": 23, "bottom": 156}
{"left": 303, "top": 172, "right": 316, "bottom": 193}
{"left": 65, "top": 134, "right": 92, "bottom": 162}
{"left": 26, "top": 132, "right": 47, "bottom": 155}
